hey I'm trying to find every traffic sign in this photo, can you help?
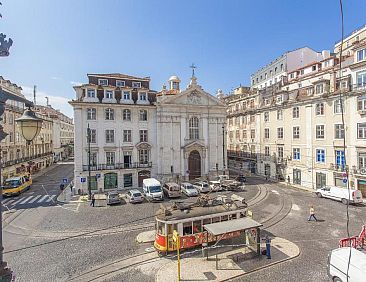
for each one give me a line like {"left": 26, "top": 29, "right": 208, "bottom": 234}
{"left": 80, "top": 177, "right": 86, "bottom": 183}
{"left": 343, "top": 178, "right": 348, "bottom": 184}
{"left": 96, "top": 173, "right": 101, "bottom": 179}
{"left": 62, "top": 178, "right": 68, "bottom": 184}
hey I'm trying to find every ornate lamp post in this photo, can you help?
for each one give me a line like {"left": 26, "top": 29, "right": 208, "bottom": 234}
{"left": 0, "top": 108, "right": 42, "bottom": 281}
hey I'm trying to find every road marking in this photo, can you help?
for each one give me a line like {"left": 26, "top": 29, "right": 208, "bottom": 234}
{"left": 3, "top": 199, "right": 15, "bottom": 206}
{"left": 2, "top": 198, "right": 12, "bottom": 204}
{"left": 37, "top": 195, "right": 49, "bottom": 203}
{"left": 271, "top": 190, "right": 279, "bottom": 195}
{"left": 12, "top": 197, "right": 25, "bottom": 205}
{"left": 19, "top": 196, "right": 33, "bottom": 205}
{"left": 45, "top": 195, "right": 56, "bottom": 203}
{"left": 76, "top": 202, "right": 81, "bottom": 212}
{"left": 28, "top": 195, "right": 42, "bottom": 203}
{"left": 292, "top": 204, "right": 300, "bottom": 211}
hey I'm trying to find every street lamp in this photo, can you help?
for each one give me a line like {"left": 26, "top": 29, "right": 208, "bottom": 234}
{"left": 0, "top": 108, "right": 42, "bottom": 281}
{"left": 15, "top": 108, "right": 43, "bottom": 145}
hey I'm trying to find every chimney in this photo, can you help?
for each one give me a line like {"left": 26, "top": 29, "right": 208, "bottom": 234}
{"left": 322, "top": 50, "right": 330, "bottom": 59}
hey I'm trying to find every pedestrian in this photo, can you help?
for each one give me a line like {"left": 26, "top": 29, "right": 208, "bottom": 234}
{"left": 60, "top": 183, "right": 65, "bottom": 191}
{"left": 287, "top": 175, "right": 290, "bottom": 185}
{"left": 90, "top": 193, "right": 95, "bottom": 207}
{"left": 308, "top": 205, "right": 318, "bottom": 221}
{"left": 264, "top": 235, "right": 271, "bottom": 259}
{"left": 70, "top": 184, "right": 73, "bottom": 194}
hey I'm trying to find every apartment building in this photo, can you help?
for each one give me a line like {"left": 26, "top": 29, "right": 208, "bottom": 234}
{"left": 70, "top": 73, "right": 227, "bottom": 193}
{"left": 0, "top": 77, "right": 54, "bottom": 179}
{"left": 250, "top": 47, "right": 326, "bottom": 90}
{"left": 226, "top": 27, "right": 366, "bottom": 197}
{"left": 33, "top": 105, "right": 74, "bottom": 162}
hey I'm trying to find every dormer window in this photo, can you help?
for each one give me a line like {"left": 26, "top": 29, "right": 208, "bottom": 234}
{"left": 312, "top": 65, "right": 317, "bottom": 71}
{"left": 315, "top": 84, "right": 324, "bottom": 94}
{"left": 123, "top": 91, "right": 131, "bottom": 100}
{"left": 105, "top": 90, "right": 113, "bottom": 99}
{"left": 87, "top": 89, "right": 95, "bottom": 98}
{"left": 132, "top": 82, "right": 141, "bottom": 88}
{"left": 139, "top": 92, "right": 147, "bottom": 101}
{"left": 357, "top": 49, "right": 366, "bottom": 62}
{"left": 98, "top": 79, "right": 108, "bottom": 86}
{"left": 300, "top": 69, "right": 304, "bottom": 75}
{"left": 116, "top": 80, "right": 125, "bottom": 87}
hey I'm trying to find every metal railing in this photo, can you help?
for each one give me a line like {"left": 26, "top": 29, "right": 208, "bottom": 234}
{"left": 1, "top": 152, "right": 53, "bottom": 168}
{"left": 82, "top": 162, "right": 152, "bottom": 171}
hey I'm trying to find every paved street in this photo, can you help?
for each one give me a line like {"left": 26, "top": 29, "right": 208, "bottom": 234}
{"left": 2, "top": 171, "right": 366, "bottom": 281}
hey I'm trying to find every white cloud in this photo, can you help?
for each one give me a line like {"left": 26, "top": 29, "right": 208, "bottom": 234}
{"left": 51, "top": 76, "right": 62, "bottom": 80}
{"left": 70, "top": 81, "right": 82, "bottom": 86}
{"left": 21, "top": 86, "right": 74, "bottom": 118}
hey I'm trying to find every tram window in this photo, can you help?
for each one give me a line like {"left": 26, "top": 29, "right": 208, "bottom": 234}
{"left": 221, "top": 215, "right": 228, "bottom": 221}
{"left": 203, "top": 218, "right": 211, "bottom": 225}
{"left": 167, "top": 224, "right": 177, "bottom": 235}
{"left": 193, "top": 220, "right": 202, "bottom": 233}
{"left": 157, "top": 222, "right": 165, "bottom": 235}
{"left": 212, "top": 217, "right": 220, "bottom": 223}
{"left": 183, "top": 222, "right": 192, "bottom": 235}
{"left": 229, "top": 214, "right": 237, "bottom": 220}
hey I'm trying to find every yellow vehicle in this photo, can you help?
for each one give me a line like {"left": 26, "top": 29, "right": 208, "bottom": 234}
{"left": 2, "top": 174, "right": 32, "bottom": 196}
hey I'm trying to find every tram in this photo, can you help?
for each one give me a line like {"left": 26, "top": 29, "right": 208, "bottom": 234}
{"left": 154, "top": 194, "right": 248, "bottom": 253}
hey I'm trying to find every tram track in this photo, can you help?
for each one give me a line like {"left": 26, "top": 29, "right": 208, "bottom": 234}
{"left": 247, "top": 184, "right": 269, "bottom": 207}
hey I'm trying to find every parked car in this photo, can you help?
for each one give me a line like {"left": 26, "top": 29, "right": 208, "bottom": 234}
{"left": 126, "top": 189, "right": 144, "bottom": 204}
{"left": 192, "top": 181, "right": 210, "bottom": 193}
{"left": 235, "top": 175, "right": 246, "bottom": 183}
{"left": 106, "top": 191, "right": 122, "bottom": 205}
{"left": 208, "top": 180, "right": 222, "bottom": 192}
{"left": 181, "top": 182, "right": 199, "bottom": 197}
{"left": 315, "top": 186, "right": 363, "bottom": 205}
{"left": 163, "top": 182, "right": 181, "bottom": 198}
{"left": 143, "top": 178, "right": 164, "bottom": 201}
{"left": 328, "top": 247, "right": 366, "bottom": 282}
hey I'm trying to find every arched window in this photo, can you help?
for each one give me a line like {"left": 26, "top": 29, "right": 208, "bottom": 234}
{"left": 105, "top": 108, "right": 114, "bottom": 120}
{"left": 139, "top": 109, "right": 148, "bottom": 121}
{"left": 189, "top": 117, "right": 199, "bottom": 139}
{"left": 280, "top": 64, "right": 284, "bottom": 71}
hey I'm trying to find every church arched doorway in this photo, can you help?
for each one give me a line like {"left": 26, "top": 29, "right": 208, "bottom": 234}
{"left": 188, "top": 150, "right": 201, "bottom": 180}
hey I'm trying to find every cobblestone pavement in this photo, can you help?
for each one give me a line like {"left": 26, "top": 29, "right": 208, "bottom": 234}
{"left": 3, "top": 173, "right": 366, "bottom": 281}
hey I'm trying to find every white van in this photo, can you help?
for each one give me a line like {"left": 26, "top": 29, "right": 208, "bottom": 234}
{"left": 328, "top": 247, "right": 366, "bottom": 282}
{"left": 143, "top": 178, "right": 163, "bottom": 201}
{"left": 315, "top": 186, "right": 363, "bottom": 205}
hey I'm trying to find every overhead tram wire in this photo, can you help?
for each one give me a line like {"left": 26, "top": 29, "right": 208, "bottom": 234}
{"left": 337, "top": 1, "right": 352, "bottom": 281}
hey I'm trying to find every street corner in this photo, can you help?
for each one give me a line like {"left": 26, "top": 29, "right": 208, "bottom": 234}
{"left": 155, "top": 236, "right": 300, "bottom": 282}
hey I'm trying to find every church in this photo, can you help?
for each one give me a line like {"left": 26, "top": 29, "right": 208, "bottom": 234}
{"left": 71, "top": 71, "right": 227, "bottom": 192}
{"left": 156, "top": 74, "right": 227, "bottom": 183}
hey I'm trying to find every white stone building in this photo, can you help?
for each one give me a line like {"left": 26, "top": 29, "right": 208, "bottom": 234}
{"left": 226, "top": 27, "right": 366, "bottom": 197}
{"left": 70, "top": 73, "right": 227, "bottom": 193}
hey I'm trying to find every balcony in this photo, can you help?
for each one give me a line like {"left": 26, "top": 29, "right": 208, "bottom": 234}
{"left": 353, "top": 83, "right": 366, "bottom": 92}
{"left": 82, "top": 162, "right": 152, "bottom": 171}
{"left": 352, "top": 166, "right": 366, "bottom": 175}
{"left": 1, "top": 152, "right": 54, "bottom": 168}
{"left": 329, "top": 163, "right": 348, "bottom": 172}
{"left": 227, "top": 150, "right": 256, "bottom": 160}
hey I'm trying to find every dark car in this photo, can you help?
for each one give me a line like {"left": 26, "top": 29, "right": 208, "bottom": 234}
{"left": 235, "top": 175, "right": 246, "bottom": 183}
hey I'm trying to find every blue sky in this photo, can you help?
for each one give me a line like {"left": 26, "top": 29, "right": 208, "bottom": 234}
{"left": 1, "top": 0, "right": 365, "bottom": 118}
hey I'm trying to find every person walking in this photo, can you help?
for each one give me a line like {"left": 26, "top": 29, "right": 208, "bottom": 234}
{"left": 264, "top": 235, "right": 271, "bottom": 259}
{"left": 90, "top": 193, "right": 96, "bottom": 207}
{"left": 308, "top": 205, "right": 318, "bottom": 221}
{"left": 287, "top": 176, "right": 290, "bottom": 185}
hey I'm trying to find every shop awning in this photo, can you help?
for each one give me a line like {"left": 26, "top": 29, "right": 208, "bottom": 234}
{"left": 204, "top": 217, "right": 262, "bottom": 236}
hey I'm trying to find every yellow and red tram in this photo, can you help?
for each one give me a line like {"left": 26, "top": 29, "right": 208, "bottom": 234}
{"left": 154, "top": 196, "right": 248, "bottom": 253}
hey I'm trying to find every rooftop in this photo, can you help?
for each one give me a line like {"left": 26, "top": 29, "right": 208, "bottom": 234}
{"left": 87, "top": 73, "right": 150, "bottom": 81}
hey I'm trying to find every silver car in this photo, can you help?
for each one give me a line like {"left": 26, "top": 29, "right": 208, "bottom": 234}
{"left": 181, "top": 182, "right": 199, "bottom": 197}
{"left": 106, "top": 192, "right": 122, "bottom": 205}
{"left": 192, "top": 181, "right": 210, "bottom": 193}
{"left": 126, "top": 189, "right": 144, "bottom": 203}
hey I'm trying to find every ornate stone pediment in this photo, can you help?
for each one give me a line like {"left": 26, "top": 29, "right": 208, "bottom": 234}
{"left": 183, "top": 140, "right": 207, "bottom": 158}
{"left": 187, "top": 90, "right": 202, "bottom": 104}
{"left": 135, "top": 142, "right": 152, "bottom": 150}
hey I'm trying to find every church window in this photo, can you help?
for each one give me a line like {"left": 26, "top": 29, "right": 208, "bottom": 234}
{"left": 189, "top": 117, "right": 199, "bottom": 140}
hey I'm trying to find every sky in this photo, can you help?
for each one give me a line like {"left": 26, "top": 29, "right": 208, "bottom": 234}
{"left": 1, "top": 0, "right": 365, "bottom": 118}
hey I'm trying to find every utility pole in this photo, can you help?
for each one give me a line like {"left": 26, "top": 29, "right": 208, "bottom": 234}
{"left": 33, "top": 85, "right": 37, "bottom": 105}
{"left": 222, "top": 125, "right": 225, "bottom": 175}
{"left": 87, "top": 124, "right": 92, "bottom": 199}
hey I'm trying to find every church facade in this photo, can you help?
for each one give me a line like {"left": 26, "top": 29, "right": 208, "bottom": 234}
{"left": 70, "top": 73, "right": 226, "bottom": 193}
{"left": 156, "top": 75, "right": 227, "bottom": 183}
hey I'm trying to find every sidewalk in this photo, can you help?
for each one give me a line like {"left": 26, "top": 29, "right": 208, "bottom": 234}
{"left": 56, "top": 185, "right": 84, "bottom": 204}
{"left": 156, "top": 236, "right": 300, "bottom": 282}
